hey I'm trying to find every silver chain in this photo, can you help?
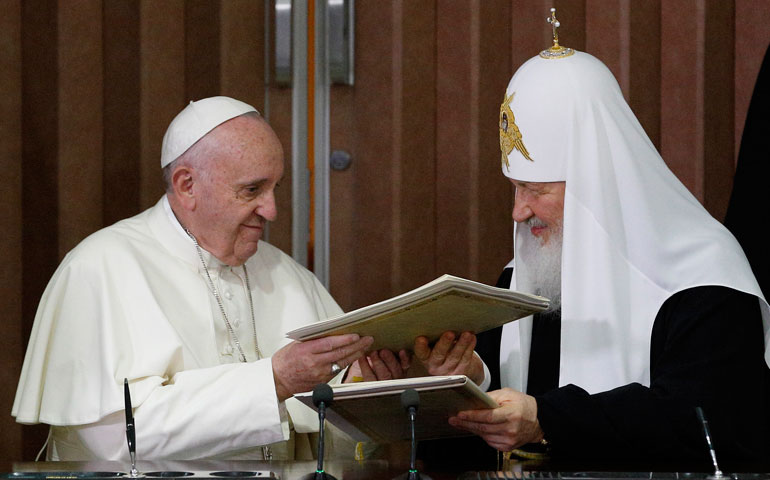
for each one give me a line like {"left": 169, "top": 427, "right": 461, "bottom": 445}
{"left": 184, "top": 229, "right": 273, "bottom": 460}
{"left": 185, "top": 229, "right": 263, "bottom": 362}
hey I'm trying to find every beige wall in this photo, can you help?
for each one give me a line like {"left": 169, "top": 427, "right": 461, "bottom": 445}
{"left": 1, "top": 0, "right": 768, "bottom": 461}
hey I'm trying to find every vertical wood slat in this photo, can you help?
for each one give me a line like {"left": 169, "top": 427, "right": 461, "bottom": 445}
{"left": 20, "top": 0, "right": 60, "bottom": 461}
{"left": 477, "top": 0, "right": 515, "bottom": 284}
{"left": 139, "top": 0, "right": 185, "bottom": 208}
{"left": 328, "top": 84, "right": 355, "bottom": 309}
{"left": 587, "top": 1, "right": 661, "bottom": 148}
{"left": 702, "top": 0, "right": 735, "bottom": 221}
{"left": 185, "top": 1, "right": 221, "bottom": 101}
{"left": 21, "top": 0, "right": 59, "bottom": 358}
{"left": 437, "top": 0, "right": 513, "bottom": 285}
{"left": 398, "top": 0, "right": 436, "bottom": 292}
{"left": 734, "top": 0, "right": 770, "bottom": 161}
{"left": 220, "top": 0, "right": 265, "bottom": 111}
{"left": 347, "top": 0, "right": 399, "bottom": 307}
{"left": 661, "top": 0, "right": 703, "bottom": 199}
{"left": 586, "top": 0, "right": 628, "bottom": 96}
{"left": 103, "top": 0, "right": 141, "bottom": 225}
{"left": 628, "top": 1, "right": 661, "bottom": 149}
{"left": 510, "top": 1, "right": 553, "bottom": 75}
{"left": 436, "top": 0, "right": 476, "bottom": 279}
{"left": 388, "top": 0, "right": 404, "bottom": 293}
{"left": 0, "top": 0, "right": 24, "bottom": 462}
{"left": 554, "top": 0, "right": 587, "bottom": 52}
{"left": 58, "top": 0, "right": 104, "bottom": 256}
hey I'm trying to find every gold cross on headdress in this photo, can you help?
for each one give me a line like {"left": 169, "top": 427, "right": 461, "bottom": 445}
{"left": 539, "top": 7, "right": 575, "bottom": 59}
{"left": 547, "top": 8, "right": 561, "bottom": 49}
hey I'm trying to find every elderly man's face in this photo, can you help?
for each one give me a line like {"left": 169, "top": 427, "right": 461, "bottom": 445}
{"left": 510, "top": 179, "right": 565, "bottom": 245}
{"left": 191, "top": 115, "right": 284, "bottom": 266}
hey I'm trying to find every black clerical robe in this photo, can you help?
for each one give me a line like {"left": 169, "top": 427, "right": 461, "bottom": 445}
{"left": 419, "top": 270, "right": 770, "bottom": 472}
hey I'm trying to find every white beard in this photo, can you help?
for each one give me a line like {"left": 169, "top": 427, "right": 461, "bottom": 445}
{"left": 515, "top": 218, "right": 563, "bottom": 312}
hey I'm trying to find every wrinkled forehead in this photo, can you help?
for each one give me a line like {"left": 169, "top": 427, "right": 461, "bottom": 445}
{"left": 203, "top": 115, "right": 285, "bottom": 173}
{"left": 509, "top": 177, "right": 566, "bottom": 192}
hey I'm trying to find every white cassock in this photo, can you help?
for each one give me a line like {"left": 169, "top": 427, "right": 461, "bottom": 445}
{"left": 12, "top": 195, "right": 344, "bottom": 461}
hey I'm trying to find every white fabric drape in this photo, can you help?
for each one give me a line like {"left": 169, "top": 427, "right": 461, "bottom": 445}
{"left": 13, "top": 196, "right": 343, "bottom": 459}
{"left": 499, "top": 52, "right": 769, "bottom": 394}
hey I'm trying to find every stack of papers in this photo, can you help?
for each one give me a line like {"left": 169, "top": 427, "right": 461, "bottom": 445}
{"left": 286, "top": 274, "right": 549, "bottom": 352}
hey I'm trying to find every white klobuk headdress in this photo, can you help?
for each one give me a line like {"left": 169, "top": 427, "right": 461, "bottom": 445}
{"left": 499, "top": 12, "right": 769, "bottom": 394}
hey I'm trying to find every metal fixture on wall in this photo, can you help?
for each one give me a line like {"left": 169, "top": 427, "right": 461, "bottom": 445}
{"left": 330, "top": 150, "right": 352, "bottom": 171}
{"left": 274, "top": 0, "right": 355, "bottom": 86}
{"left": 275, "top": 0, "right": 292, "bottom": 86}
{"left": 328, "top": 0, "right": 355, "bottom": 85}
{"left": 278, "top": 0, "right": 354, "bottom": 287}
{"left": 289, "top": 0, "right": 310, "bottom": 269}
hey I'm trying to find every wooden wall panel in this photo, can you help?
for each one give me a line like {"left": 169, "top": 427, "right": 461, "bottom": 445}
{"left": 628, "top": 1, "right": 662, "bottom": 149}
{"left": 185, "top": 1, "right": 221, "bottom": 101}
{"left": 220, "top": 1, "right": 266, "bottom": 111}
{"left": 0, "top": 0, "right": 23, "bottom": 462}
{"left": 735, "top": 0, "right": 770, "bottom": 160}
{"left": 349, "top": 0, "right": 399, "bottom": 308}
{"left": 436, "top": 0, "right": 513, "bottom": 286}
{"left": 586, "top": 0, "right": 628, "bottom": 94}
{"left": 477, "top": 0, "right": 516, "bottom": 284}
{"left": 20, "top": 0, "right": 60, "bottom": 461}
{"left": 661, "top": 0, "right": 703, "bottom": 199}
{"left": 103, "top": 1, "right": 141, "bottom": 224}
{"left": 140, "top": 1, "right": 185, "bottom": 208}
{"left": 510, "top": 1, "right": 553, "bottom": 74}
{"left": 328, "top": 84, "right": 355, "bottom": 309}
{"left": 553, "top": 0, "right": 587, "bottom": 52}
{"left": 397, "top": 1, "right": 437, "bottom": 292}
{"left": 436, "top": 0, "right": 478, "bottom": 278}
{"left": 58, "top": 0, "right": 104, "bottom": 256}
{"left": 662, "top": 1, "right": 739, "bottom": 219}
{"left": 702, "top": 0, "right": 736, "bottom": 220}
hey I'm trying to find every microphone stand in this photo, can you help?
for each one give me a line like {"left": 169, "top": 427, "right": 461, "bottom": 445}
{"left": 301, "top": 384, "right": 338, "bottom": 480}
{"left": 394, "top": 389, "right": 432, "bottom": 480}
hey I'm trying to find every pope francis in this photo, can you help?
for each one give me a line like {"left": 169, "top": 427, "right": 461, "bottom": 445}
{"left": 12, "top": 97, "right": 373, "bottom": 461}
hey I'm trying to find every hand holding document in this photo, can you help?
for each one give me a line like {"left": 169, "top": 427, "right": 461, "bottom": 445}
{"left": 286, "top": 274, "right": 550, "bottom": 353}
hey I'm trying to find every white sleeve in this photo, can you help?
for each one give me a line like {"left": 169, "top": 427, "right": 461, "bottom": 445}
{"left": 55, "top": 359, "right": 286, "bottom": 461}
{"left": 476, "top": 352, "right": 492, "bottom": 392}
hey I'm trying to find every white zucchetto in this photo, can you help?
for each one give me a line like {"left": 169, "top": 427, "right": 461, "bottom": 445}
{"left": 161, "top": 96, "right": 258, "bottom": 168}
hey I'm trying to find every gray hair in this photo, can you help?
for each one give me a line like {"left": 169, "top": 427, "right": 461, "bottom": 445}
{"left": 161, "top": 141, "right": 212, "bottom": 193}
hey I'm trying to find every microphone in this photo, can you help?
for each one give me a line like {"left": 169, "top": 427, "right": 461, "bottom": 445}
{"left": 394, "top": 389, "right": 431, "bottom": 480}
{"left": 300, "top": 384, "right": 338, "bottom": 480}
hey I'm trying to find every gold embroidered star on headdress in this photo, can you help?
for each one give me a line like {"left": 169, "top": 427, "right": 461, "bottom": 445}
{"left": 500, "top": 91, "right": 532, "bottom": 166}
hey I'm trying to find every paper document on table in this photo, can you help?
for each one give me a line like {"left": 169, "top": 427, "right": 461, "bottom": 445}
{"left": 293, "top": 375, "right": 497, "bottom": 442}
{"left": 286, "top": 274, "right": 549, "bottom": 352}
